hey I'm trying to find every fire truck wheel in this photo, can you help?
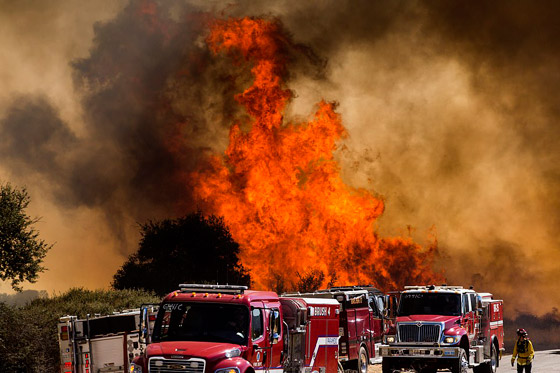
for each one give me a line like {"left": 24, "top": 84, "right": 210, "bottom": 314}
{"left": 489, "top": 343, "right": 498, "bottom": 373}
{"left": 473, "top": 344, "right": 498, "bottom": 373}
{"left": 338, "top": 361, "right": 344, "bottom": 373}
{"left": 357, "top": 346, "right": 368, "bottom": 373}
{"left": 452, "top": 348, "right": 469, "bottom": 373}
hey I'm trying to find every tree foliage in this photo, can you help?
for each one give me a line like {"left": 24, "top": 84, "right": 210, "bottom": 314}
{"left": 112, "top": 211, "right": 250, "bottom": 295}
{"left": 0, "top": 288, "right": 159, "bottom": 372}
{"left": 0, "top": 183, "right": 51, "bottom": 290}
{"left": 294, "top": 269, "right": 337, "bottom": 293}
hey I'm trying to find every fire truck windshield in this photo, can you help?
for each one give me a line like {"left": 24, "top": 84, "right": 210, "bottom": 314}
{"left": 152, "top": 302, "right": 249, "bottom": 345}
{"left": 397, "top": 293, "right": 461, "bottom": 316}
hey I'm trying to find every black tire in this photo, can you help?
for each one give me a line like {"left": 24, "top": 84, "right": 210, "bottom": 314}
{"left": 489, "top": 343, "right": 498, "bottom": 373}
{"left": 357, "top": 346, "right": 368, "bottom": 373}
{"left": 452, "top": 348, "right": 469, "bottom": 373}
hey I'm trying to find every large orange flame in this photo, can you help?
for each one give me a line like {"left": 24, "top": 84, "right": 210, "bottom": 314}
{"left": 192, "top": 17, "right": 443, "bottom": 291}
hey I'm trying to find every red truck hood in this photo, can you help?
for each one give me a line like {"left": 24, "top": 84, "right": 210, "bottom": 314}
{"left": 147, "top": 341, "right": 245, "bottom": 361}
{"left": 396, "top": 315, "right": 463, "bottom": 332}
{"left": 397, "top": 315, "right": 459, "bottom": 324}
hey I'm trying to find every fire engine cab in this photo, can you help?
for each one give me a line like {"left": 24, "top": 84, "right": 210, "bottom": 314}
{"left": 130, "top": 284, "right": 340, "bottom": 373}
{"left": 379, "top": 285, "right": 504, "bottom": 373}
{"left": 283, "top": 286, "right": 386, "bottom": 373}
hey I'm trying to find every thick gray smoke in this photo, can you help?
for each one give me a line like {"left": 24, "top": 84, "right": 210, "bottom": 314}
{"left": 1, "top": 0, "right": 559, "bottom": 319}
{"left": 1, "top": 2, "right": 240, "bottom": 248}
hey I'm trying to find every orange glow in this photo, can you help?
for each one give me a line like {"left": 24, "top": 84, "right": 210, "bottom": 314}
{"left": 192, "top": 17, "right": 443, "bottom": 291}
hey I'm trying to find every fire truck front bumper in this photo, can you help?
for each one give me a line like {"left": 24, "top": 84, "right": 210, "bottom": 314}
{"left": 379, "top": 344, "right": 461, "bottom": 359}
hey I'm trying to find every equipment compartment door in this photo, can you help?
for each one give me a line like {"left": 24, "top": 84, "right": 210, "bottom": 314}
{"left": 90, "top": 335, "right": 125, "bottom": 372}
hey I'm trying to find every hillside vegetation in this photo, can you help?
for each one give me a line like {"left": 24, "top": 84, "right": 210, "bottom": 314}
{"left": 0, "top": 288, "right": 159, "bottom": 372}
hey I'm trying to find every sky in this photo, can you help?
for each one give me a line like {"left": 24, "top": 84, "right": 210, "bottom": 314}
{"left": 1, "top": 0, "right": 559, "bottom": 317}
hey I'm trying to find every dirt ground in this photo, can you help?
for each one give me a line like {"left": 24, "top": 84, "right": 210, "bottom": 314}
{"left": 369, "top": 364, "right": 382, "bottom": 373}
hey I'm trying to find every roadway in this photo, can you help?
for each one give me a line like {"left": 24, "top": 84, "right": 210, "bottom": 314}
{"left": 505, "top": 350, "right": 560, "bottom": 372}
{"left": 369, "top": 349, "right": 560, "bottom": 372}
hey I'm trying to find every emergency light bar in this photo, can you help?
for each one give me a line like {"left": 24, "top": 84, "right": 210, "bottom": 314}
{"left": 178, "top": 284, "right": 248, "bottom": 294}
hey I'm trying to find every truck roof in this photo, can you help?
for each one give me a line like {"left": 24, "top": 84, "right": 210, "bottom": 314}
{"left": 282, "top": 285, "right": 382, "bottom": 300}
{"left": 402, "top": 285, "right": 477, "bottom": 295}
{"left": 163, "top": 289, "right": 280, "bottom": 305}
{"left": 298, "top": 297, "right": 341, "bottom": 306}
{"left": 162, "top": 284, "right": 280, "bottom": 306}
{"left": 283, "top": 289, "right": 368, "bottom": 299}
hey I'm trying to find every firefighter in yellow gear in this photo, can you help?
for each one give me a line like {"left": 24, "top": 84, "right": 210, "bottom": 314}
{"left": 511, "top": 328, "right": 534, "bottom": 373}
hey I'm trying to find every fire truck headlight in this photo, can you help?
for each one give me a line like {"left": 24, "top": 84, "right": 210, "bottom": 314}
{"left": 225, "top": 348, "right": 242, "bottom": 358}
{"left": 385, "top": 335, "right": 396, "bottom": 344}
{"left": 444, "top": 336, "right": 457, "bottom": 344}
{"left": 129, "top": 363, "right": 142, "bottom": 373}
{"left": 215, "top": 368, "right": 240, "bottom": 373}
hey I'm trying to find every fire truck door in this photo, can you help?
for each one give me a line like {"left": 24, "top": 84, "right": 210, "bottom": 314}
{"left": 469, "top": 294, "right": 480, "bottom": 337}
{"left": 354, "top": 307, "right": 369, "bottom": 356}
{"left": 368, "top": 297, "right": 384, "bottom": 357}
{"left": 248, "top": 304, "right": 266, "bottom": 370}
{"left": 462, "top": 294, "right": 475, "bottom": 337}
{"left": 264, "top": 305, "right": 283, "bottom": 373}
{"left": 347, "top": 308, "right": 358, "bottom": 360}
{"left": 366, "top": 308, "right": 376, "bottom": 358}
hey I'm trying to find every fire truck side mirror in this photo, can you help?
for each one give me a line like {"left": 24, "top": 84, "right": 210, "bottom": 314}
{"left": 139, "top": 304, "right": 158, "bottom": 345}
{"left": 383, "top": 308, "right": 390, "bottom": 319}
{"left": 376, "top": 297, "right": 385, "bottom": 316}
{"left": 298, "top": 308, "right": 308, "bottom": 326}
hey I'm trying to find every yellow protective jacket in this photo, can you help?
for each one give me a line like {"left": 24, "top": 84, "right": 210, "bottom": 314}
{"left": 511, "top": 338, "right": 534, "bottom": 365}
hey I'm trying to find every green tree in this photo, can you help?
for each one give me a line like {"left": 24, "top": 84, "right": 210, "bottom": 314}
{"left": 0, "top": 183, "right": 51, "bottom": 291}
{"left": 112, "top": 211, "right": 250, "bottom": 295}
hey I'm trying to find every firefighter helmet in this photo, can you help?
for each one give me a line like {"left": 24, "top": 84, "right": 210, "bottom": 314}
{"left": 517, "top": 328, "right": 527, "bottom": 336}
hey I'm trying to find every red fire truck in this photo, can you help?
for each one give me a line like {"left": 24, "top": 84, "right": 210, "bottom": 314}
{"left": 130, "top": 284, "right": 341, "bottom": 373}
{"left": 58, "top": 308, "right": 157, "bottom": 373}
{"left": 283, "top": 286, "right": 386, "bottom": 373}
{"left": 379, "top": 285, "right": 504, "bottom": 373}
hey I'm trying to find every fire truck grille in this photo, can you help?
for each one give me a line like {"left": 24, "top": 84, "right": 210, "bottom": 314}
{"left": 398, "top": 324, "right": 441, "bottom": 343}
{"left": 149, "top": 357, "right": 206, "bottom": 373}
